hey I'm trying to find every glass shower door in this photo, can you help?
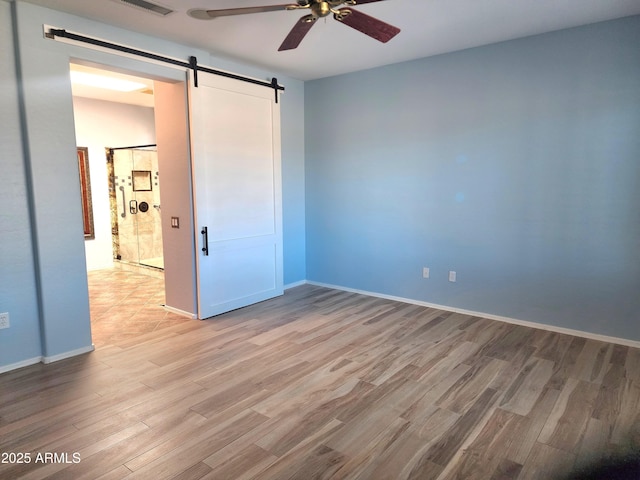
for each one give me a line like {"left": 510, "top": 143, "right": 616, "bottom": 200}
{"left": 111, "top": 147, "right": 164, "bottom": 270}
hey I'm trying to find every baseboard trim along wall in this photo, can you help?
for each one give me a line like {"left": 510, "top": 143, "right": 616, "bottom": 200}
{"left": 284, "top": 280, "right": 308, "bottom": 290}
{"left": 306, "top": 281, "right": 640, "bottom": 349}
{"left": 0, "top": 356, "right": 43, "bottom": 375}
{"left": 0, "top": 345, "right": 96, "bottom": 374}
{"left": 3, "top": 281, "right": 636, "bottom": 374}
{"left": 42, "top": 345, "right": 95, "bottom": 364}
{"left": 163, "top": 305, "right": 198, "bottom": 319}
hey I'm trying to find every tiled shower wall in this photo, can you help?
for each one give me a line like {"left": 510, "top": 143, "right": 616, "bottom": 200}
{"left": 110, "top": 148, "right": 163, "bottom": 268}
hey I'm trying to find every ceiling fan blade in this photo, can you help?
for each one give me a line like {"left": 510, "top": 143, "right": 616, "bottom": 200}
{"left": 335, "top": 8, "right": 400, "bottom": 43}
{"left": 278, "top": 15, "right": 316, "bottom": 51}
{"left": 188, "top": 5, "right": 296, "bottom": 20}
{"left": 349, "top": 0, "right": 387, "bottom": 4}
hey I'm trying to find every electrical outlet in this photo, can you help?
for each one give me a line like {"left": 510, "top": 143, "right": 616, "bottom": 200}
{"left": 422, "top": 267, "right": 430, "bottom": 279}
{"left": 0, "top": 312, "right": 9, "bottom": 329}
{"left": 448, "top": 271, "right": 457, "bottom": 282}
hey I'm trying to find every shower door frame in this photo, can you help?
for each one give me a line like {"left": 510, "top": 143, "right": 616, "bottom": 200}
{"left": 107, "top": 144, "right": 163, "bottom": 270}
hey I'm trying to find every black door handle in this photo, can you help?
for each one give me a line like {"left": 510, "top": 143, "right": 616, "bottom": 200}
{"left": 201, "top": 226, "right": 209, "bottom": 256}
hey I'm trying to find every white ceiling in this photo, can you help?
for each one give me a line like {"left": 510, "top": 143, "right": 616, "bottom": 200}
{"left": 70, "top": 63, "right": 156, "bottom": 107}
{"left": 27, "top": 0, "right": 640, "bottom": 81}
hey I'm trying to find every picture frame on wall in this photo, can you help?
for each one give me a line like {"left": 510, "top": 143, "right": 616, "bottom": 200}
{"left": 77, "top": 147, "right": 95, "bottom": 240}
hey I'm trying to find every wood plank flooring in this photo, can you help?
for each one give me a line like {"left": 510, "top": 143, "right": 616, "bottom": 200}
{"left": 87, "top": 268, "right": 192, "bottom": 346}
{"left": 1, "top": 282, "right": 639, "bottom": 479}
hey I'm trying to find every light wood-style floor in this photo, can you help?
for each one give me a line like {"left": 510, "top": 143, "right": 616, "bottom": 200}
{"left": 1, "top": 278, "right": 639, "bottom": 479}
{"left": 88, "top": 268, "right": 191, "bottom": 346}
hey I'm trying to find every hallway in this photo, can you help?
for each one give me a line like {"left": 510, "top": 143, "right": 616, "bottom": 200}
{"left": 88, "top": 268, "right": 192, "bottom": 346}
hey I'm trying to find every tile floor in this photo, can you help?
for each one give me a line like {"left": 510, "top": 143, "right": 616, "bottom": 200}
{"left": 88, "top": 268, "right": 192, "bottom": 346}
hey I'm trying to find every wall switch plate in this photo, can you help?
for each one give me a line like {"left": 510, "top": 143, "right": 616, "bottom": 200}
{"left": 422, "top": 267, "right": 430, "bottom": 279}
{"left": 171, "top": 216, "right": 180, "bottom": 228}
{"left": 448, "top": 271, "right": 457, "bottom": 282}
{"left": 0, "top": 312, "right": 9, "bottom": 329}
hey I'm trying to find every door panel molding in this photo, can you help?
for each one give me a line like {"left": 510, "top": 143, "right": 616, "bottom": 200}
{"left": 189, "top": 71, "right": 283, "bottom": 319}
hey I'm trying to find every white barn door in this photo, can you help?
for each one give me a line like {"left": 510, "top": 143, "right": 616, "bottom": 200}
{"left": 189, "top": 71, "right": 283, "bottom": 319}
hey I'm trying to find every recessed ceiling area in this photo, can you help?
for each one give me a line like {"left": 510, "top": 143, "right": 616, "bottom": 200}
{"left": 27, "top": 0, "right": 640, "bottom": 80}
{"left": 70, "top": 63, "right": 155, "bottom": 107}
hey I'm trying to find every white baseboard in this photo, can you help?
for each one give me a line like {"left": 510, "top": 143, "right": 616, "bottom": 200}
{"left": 307, "top": 281, "right": 640, "bottom": 349}
{"left": 1, "top": 344, "right": 96, "bottom": 374}
{"left": 0, "top": 356, "right": 42, "bottom": 374}
{"left": 42, "top": 345, "right": 95, "bottom": 364}
{"left": 163, "top": 304, "right": 198, "bottom": 319}
{"left": 3, "top": 282, "right": 636, "bottom": 374}
{"left": 284, "top": 280, "right": 308, "bottom": 290}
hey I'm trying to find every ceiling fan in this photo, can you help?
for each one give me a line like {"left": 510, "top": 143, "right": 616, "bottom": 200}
{"left": 188, "top": 0, "right": 400, "bottom": 51}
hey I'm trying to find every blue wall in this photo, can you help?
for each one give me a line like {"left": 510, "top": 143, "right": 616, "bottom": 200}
{"left": 0, "top": 1, "right": 42, "bottom": 366}
{"left": 281, "top": 80, "right": 307, "bottom": 286}
{"left": 1, "top": 0, "right": 306, "bottom": 370}
{"left": 305, "top": 16, "right": 640, "bottom": 341}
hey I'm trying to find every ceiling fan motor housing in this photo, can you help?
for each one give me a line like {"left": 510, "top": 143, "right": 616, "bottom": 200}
{"left": 312, "top": 2, "right": 332, "bottom": 17}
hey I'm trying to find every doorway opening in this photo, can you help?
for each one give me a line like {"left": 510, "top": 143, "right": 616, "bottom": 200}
{"left": 70, "top": 61, "right": 179, "bottom": 345}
